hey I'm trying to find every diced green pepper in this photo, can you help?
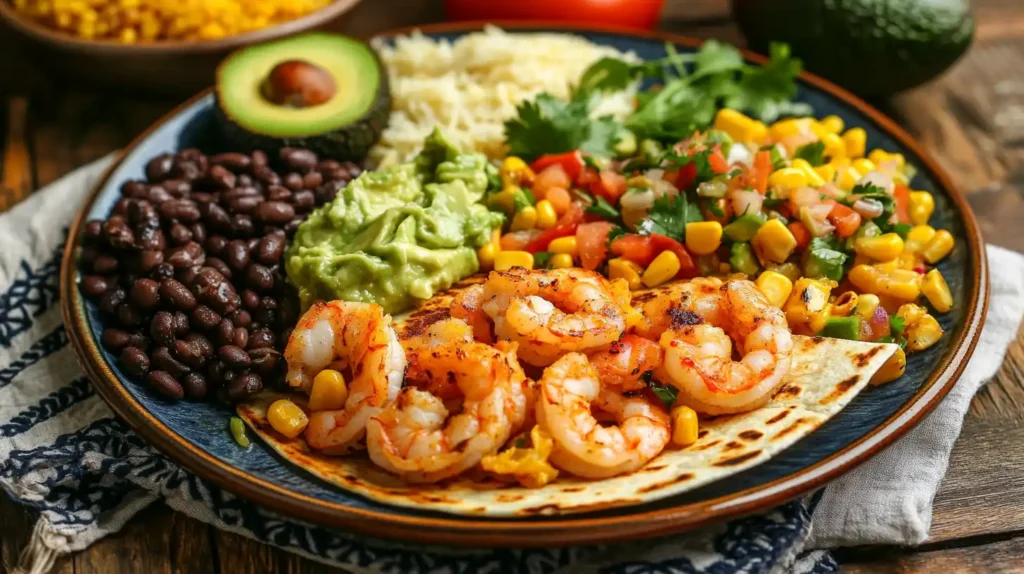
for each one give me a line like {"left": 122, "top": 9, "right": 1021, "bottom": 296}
{"left": 845, "top": 219, "right": 881, "bottom": 251}
{"left": 230, "top": 416, "right": 250, "bottom": 448}
{"left": 729, "top": 242, "right": 760, "bottom": 276}
{"left": 820, "top": 316, "right": 862, "bottom": 340}
{"left": 804, "top": 238, "right": 847, "bottom": 281}
{"left": 723, "top": 213, "right": 767, "bottom": 242}
{"left": 705, "top": 130, "right": 733, "bottom": 158}
{"left": 614, "top": 128, "right": 638, "bottom": 158}
{"left": 640, "top": 139, "right": 664, "bottom": 164}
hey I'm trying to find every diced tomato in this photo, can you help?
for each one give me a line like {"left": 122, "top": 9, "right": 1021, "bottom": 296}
{"left": 577, "top": 166, "right": 599, "bottom": 188}
{"left": 610, "top": 234, "right": 697, "bottom": 278}
{"left": 787, "top": 221, "right": 812, "bottom": 251}
{"left": 893, "top": 185, "right": 911, "bottom": 224}
{"left": 591, "top": 169, "right": 628, "bottom": 203}
{"left": 523, "top": 202, "right": 584, "bottom": 253}
{"left": 828, "top": 203, "right": 863, "bottom": 238}
{"left": 577, "top": 221, "right": 617, "bottom": 270}
{"left": 750, "top": 150, "right": 772, "bottom": 194}
{"left": 531, "top": 151, "right": 583, "bottom": 182}
{"left": 545, "top": 187, "right": 572, "bottom": 215}
{"left": 707, "top": 146, "right": 729, "bottom": 174}
{"left": 532, "top": 164, "right": 571, "bottom": 200}
{"left": 669, "top": 163, "right": 698, "bottom": 190}
{"left": 501, "top": 230, "right": 541, "bottom": 251}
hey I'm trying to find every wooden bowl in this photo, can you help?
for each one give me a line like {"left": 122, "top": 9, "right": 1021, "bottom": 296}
{"left": 0, "top": 0, "right": 362, "bottom": 96}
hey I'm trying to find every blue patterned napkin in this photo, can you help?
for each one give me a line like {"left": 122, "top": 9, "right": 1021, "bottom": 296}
{"left": 2, "top": 157, "right": 1020, "bottom": 574}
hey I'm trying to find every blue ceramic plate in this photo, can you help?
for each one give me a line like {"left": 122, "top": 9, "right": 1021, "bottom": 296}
{"left": 61, "top": 23, "right": 988, "bottom": 547}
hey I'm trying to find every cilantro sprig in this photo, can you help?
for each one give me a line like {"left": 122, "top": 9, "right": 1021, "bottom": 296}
{"left": 637, "top": 192, "right": 703, "bottom": 241}
{"left": 504, "top": 92, "right": 622, "bottom": 161}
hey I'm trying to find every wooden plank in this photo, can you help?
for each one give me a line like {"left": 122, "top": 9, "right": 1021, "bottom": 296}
{"left": 0, "top": 494, "right": 74, "bottom": 574}
{"left": 75, "top": 504, "right": 177, "bottom": 574}
{"left": 0, "top": 96, "right": 33, "bottom": 212}
{"left": 213, "top": 529, "right": 348, "bottom": 573}
{"left": 841, "top": 535, "right": 1024, "bottom": 573}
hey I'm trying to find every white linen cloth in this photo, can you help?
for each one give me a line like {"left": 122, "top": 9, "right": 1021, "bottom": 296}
{"left": 0, "top": 157, "right": 1021, "bottom": 573}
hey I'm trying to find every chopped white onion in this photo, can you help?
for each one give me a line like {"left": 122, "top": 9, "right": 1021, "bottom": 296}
{"left": 858, "top": 170, "right": 894, "bottom": 194}
{"left": 730, "top": 189, "right": 763, "bottom": 217}
{"left": 800, "top": 204, "right": 836, "bottom": 237}
{"left": 726, "top": 143, "right": 753, "bottom": 166}
{"left": 621, "top": 188, "right": 656, "bottom": 210}
{"left": 790, "top": 186, "right": 821, "bottom": 208}
{"left": 852, "top": 198, "right": 884, "bottom": 219}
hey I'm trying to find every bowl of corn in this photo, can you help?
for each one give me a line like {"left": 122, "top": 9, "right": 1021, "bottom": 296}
{"left": 0, "top": 0, "right": 362, "bottom": 95}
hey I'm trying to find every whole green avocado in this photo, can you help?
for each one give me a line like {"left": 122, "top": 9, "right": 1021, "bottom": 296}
{"left": 285, "top": 129, "right": 504, "bottom": 314}
{"left": 733, "top": 0, "right": 974, "bottom": 97}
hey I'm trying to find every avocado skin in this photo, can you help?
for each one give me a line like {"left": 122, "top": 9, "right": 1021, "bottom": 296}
{"left": 733, "top": 0, "right": 974, "bottom": 97}
{"left": 214, "top": 50, "right": 391, "bottom": 162}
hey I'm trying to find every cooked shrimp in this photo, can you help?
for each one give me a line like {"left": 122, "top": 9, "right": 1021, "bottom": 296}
{"left": 481, "top": 267, "right": 626, "bottom": 366}
{"left": 658, "top": 279, "right": 793, "bottom": 415}
{"left": 366, "top": 341, "right": 527, "bottom": 483}
{"left": 631, "top": 277, "right": 727, "bottom": 341}
{"left": 587, "top": 335, "right": 664, "bottom": 391}
{"left": 451, "top": 284, "right": 494, "bottom": 343}
{"left": 402, "top": 318, "right": 475, "bottom": 401}
{"left": 536, "top": 353, "right": 670, "bottom": 479}
{"left": 285, "top": 301, "right": 406, "bottom": 455}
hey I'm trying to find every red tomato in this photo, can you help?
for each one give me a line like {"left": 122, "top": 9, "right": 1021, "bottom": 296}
{"left": 591, "top": 169, "right": 628, "bottom": 203}
{"left": 532, "top": 164, "right": 572, "bottom": 200}
{"left": 893, "top": 185, "right": 911, "bottom": 224}
{"left": 610, "top": 234, "right": 697, "bottom": 278}
{"left": 672, "top": 163, "right": 698, "bottom": 189}
{"left": 828, "top": 203, "right": 863, "bottom": 238}
{"left": 523, "top": 202, "right": 584, "bottom": 253}
{"left": 443, "top": 0, "right": 664, "bottom": 30}
{"left": 531, "top": 152, "right": 582, "bottom": 182}
{"left": 501, "top": 230, "right": 541, "bottom": 251}
{"left": 577, "top": 221, "right": 617, "bottom": 271}
{"left": 707, "top": 147, "right": 729, "bottom": 174}
{"left": 751, "top": 150, "right": 772, "bottom": 194}
{"left": 787, "top": 221, "right": 812, "bottom": 251}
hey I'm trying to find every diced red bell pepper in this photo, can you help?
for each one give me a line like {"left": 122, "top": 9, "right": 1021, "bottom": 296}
{"left": 610, "top": 233, "right": 697, "bottom": 278}
{"left": 787, "top": 221, "right": 812, "bottom": 251}
{"left": 577, "top": 221, "right": 617, "bottom": 271}
{"left": 893, "top": 185, "right": 911, "bottom": 224}
{"left": 590, "top": 169, "right": 628, "bottom": 203}
{"left": 708, "top": 146, "right": 729, "bottom": 174}
{"left": 523, "top": 202, "right": 584, "bottom": 253}
{"left": 530, "top": 151, "right": 583, "bottom": 182}
{"left": 828, "top": 203, "right": 863, "bottom": 238}
{"left": 751, "top": 150, "right": 772, "bottom": 194}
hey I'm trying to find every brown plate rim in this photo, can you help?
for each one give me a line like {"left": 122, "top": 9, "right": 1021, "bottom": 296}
{"left": 60, "top": 21, "right": 990, "bottom": 548}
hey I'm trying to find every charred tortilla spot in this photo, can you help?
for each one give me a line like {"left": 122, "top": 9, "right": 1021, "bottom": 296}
{"left": 497, "top": 494, "right": 525, "bottom": 502}
{"left": 690, "top": 439, "right": 722, "bottom": 451}
{"left": 800, "top": 288, "right": 812, "bottom": 303}
{"left": 772, "top": 417, "right": 815, "bottom": 440}
{"left": 631, "top": 292, "right": 658, "bottom": 304}
{"left": 766, "top": 411, "right": 789, "bottom": 424}
{"left": 669, "top": 308, "right": 702, "bottom": 328}
{"left": 698, "top": 429, "right": 710, "bottom": 438}
{"left": 723, "top": 440, "right": 744, "bottom": 451}
{"left": 819, "top": 375, "right": 860, "bottom": 405}
{"left": 739, "top": 430, "right": 763, "bottom": 441}
{"left": 773, "top": 384, "right": 801, "bottom": 398}
{"left": 643, "top": 464, "right": 666, "bottom": 472}
{"left": 561, "top": 487, "right": 585, "bottom": 493}
{"left": 854, "top": 345, "right": 885, "bottom": 368}
{"left": 713, "top": 450, "right": 761, "bottom": 467}
{"left": 637, "top": 473, "right": 696, "bottom": 493}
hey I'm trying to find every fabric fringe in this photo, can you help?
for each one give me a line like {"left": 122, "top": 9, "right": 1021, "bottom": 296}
{"left": 12, "top": 521, "right": 60, "bottom": 574}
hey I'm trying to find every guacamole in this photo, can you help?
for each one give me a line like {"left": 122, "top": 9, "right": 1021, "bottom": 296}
{"left": 286, "top": 130, "right": 504, "bottom": 313}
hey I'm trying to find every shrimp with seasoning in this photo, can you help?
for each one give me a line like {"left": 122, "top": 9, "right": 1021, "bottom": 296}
{"left": 658, "top": 279, "right": 793, "bottom": 415}
{"left": 365, "top": 341, "right": 528, "bottom": 483}
{"left": 285, "top": 301, "right": 406, "bottom": 455}
{"left": 536, "top": 353, "right": 670, "bottom": 479}
{"left": 450, "top": 283, "right": 494, "bottom": 343}
{"left": 481, "top": 267, "right": 626, "bottom": 366}
{"left": 631, "top": 277, "right": 727, "bottom": 341}
{"left": 587, "top": 334, "right": 664, "bottom": 391}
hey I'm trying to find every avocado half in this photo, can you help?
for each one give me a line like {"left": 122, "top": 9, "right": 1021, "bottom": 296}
{"left": 214, "top": 32, "right": 391, "bottom": 161}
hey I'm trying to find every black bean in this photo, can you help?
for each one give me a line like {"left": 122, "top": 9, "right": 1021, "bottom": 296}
{"left": 146, "top": 186, "right": 173, "bottom": 203}
{"left": 159, "top": 279, "right": 196, "bottom": 311}
{"left": 130, "top": 278, "right": 161, "bottom": 309}
{"left": 181, "top": 372, "right": 208, "bottom": 400}
{"left": 224, "top": 240, "right": 250, "bottom": 270}
{"left": 255, "top": 234, "right": 285, "bottom": 265}
{"left": 280, "top": 147, "right": 318, "bottom": 172}
{"left": 162, "top": 179, "right": 191, "bottom": 197}
{"left": 103, "top": 217, "right": 135, "bottom": 249}
{"left": 283, "top": 219, "right": 302, "bottom": 237}
{"left": 220, "top": 186, "right": 261, "bottom": 203}
{"left": 252, "top": 307, "right": 276, "bottom": 327}
{"left": 81, "top": 275, "right": 110, "bottom": 298}
{"left": 120, "top": 346, "right": 150, "bottom": 378}
{"left": 251, "top": 150, "right": 268, "bottom": 168}
{"left": 127, "top": 332, "right": 152, "bottom": 351}
{"left": 200, "top": 202, "right": 231, "bottom": 230}
{"left": 116, "top": 303, "right": 143, "bottom": 327}
{"left": 137, "top": 227, "right": 165, "bottom": 251}
{"left": 227, "top": 372, "right": 262, "bottom": 401}
{"left": 191, "top": 305, "right": 221, "bottom": 330}
{"left": 99, "top": 288, "right": 126, "bottom": 314}
{"left": 210, "top": 152, "right": 251, "bottom": 172}
{"left": 169, "top": 223, "right": 192, "bottom": 245}
{"left": 215, "top": 318, "right": 235, "bottom": 346}
{"left": 190, "top": 192, "right": 215, "bottom": 205}
{"left": 241, "top": 289, "right": 260, "bottom": 309}
{"left": 189, "top": 223, "right": 207, "bottom": 245}
{"left": 205, "top": 359, "right": 227, "bottom": 386}
{"left": 231, "top": 214, "right": 255, "bottom": 237}
{"left": 206, "top": 235, "right": 229, "bottom": 256}
{"left": 175, "top": 265, "right": 200, "bottom": 286}
{"left": 138, "top": 250, "right": 164, "bottom": 273}
{"left": 218, "top": 345, "right": 251, "bottom": 368}
{"left": 173, "top": 339, "right": 206, "bottom": 368}
{"left": 205, "top": 257, "right": 232, "bottom": 280}
{"left": 101, "top": 328, "right": 132, "bottom": 352}
{"left": 229, "top": 195, "right": 263, "bottom": 214}
{"left": 245, "top": 263, "right": 274, "bottom": 291}
{"left": 113, "top": 198, "right": 131, "bottom": 217}
{"left": 171, "top": 160, "right": 204, "bottom": 182}
{"left": 248, "top": 347, "right": 281, "bottom": 375}
{"left": 80, "top": 246, "right": 100, "bottom": 268}
{"left": 150, "top": 262, "right": 174, "bottom": 281}
{"left": 248, "top": 328, "right": 275, "bottom": 349}
{"left": 232, "top": 327, "right": 249, "bottom": 349}
{"left": 266, "top": 185, "right": 292, "bottom": 202}
{"left": 121, "top": 181, "right": 149, "bottom": 199}
{"left": 172, "top": 311, "right": 190, "bottom": 335}
{"left": 150, "top": 311, "right": 176, "bottom": 346}
{"left": 255, "top": 201, "right": 296, "bottom": 224}
{"left": 186, "top": 332, "right": 214, "bottom": 357}
{"left": 160, "top": 199, "right": 201, "bottom": 223}
{"left": 147, "top": 371, "right": 184, "bottom": 401}
{"left": 145, "top": 154, "right": 175, "bottom": 181}
{"left": 344, "top": 163, "right": 361, "bottom": 178}
{"left": 278, "top": 327, "right": 293, "bottom": 349}
{"left": 283, "top": 172, "right": 304, "bottom": 191}
{"left": 151, "top": 346, "right": 190, "bottom": 378}
{"left": 84, "top": 220, "right": 105, "bottom": 242}
{"left": 236, "top": 174, "right": 253, "bottom": 187}
{"left": 167, "top": 241, "right": 205, "bottom": 268}
{"left": 206, "top": 165, "right": 236, "bottom": 190}
{"left": 229, "top": 309, "right": 251, "bottom": 328}
{"left": 126, "top": 200, "right": 158, "bottom": 228}
{"left": 254, "top": 166, "right": 280, "bottom": 186}
{"left": 291, "top": 190, "right": 315, "bottom": 212}
{"left": 301, "top": 171, "right": 323, "bottom": 190}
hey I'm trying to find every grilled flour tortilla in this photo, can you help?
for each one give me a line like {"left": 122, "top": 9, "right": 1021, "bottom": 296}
{"left": 238, "top": 279, "right": 896, "bottom": 517}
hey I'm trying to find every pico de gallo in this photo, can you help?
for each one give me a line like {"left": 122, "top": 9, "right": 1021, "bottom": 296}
{"left": 481, "top": 109, "right": 954, "bottom": 384}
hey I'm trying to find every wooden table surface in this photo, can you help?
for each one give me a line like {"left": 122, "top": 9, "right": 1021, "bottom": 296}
{"left": 3, "top": 0, "right": 1024, "bottom": 572}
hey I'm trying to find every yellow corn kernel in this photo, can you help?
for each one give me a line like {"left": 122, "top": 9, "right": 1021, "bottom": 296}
{"left": 790, "top": 158, "right": 826, "bottom": 186}
{"left": 855, "top": 293, "right": 881, "bottom": 320}
{"left": 870, "top": 347, "right": 906, "bottom": 385}
{"left": 752, "top": 219, "right": 798, "bottom": 264}
{"left": 836, "top": 166, "right": 862, "bottom": 191}
{"left": 922, "top": 269, "right": 953, "bottom": 313}
{"left": 897, "top": 302, "right": 928, "bottom": 326}
{"left": 535, "top": 200, "right": 557, "bottom": 229}
{"left": 908, "top": 191, "right": 935, "bottom": 226}
{"left": 770, "top": 117, "right": 814, "bottom": 140}
{"left": 768, "top": 167, "right": 808, "bottom": 190}
{"left": 500, "top": 156, "right": 535, "bottom": 188}
{"left": 791, "top": 158, "right": 813, "bottom": 171}
{"left": 547, "top": 236, "right": 579, "bottom": 257}
{"left": 549, "top": 253, "right": 574, "bottom": 269}
{"left": 769, "top": 261, "right": 803, "bottom": 283}
{"left": 685, "top": 221, "right": 723, "bottom": 256}
{"left": 852, "top": 158, "right": 876, "bottom": 175}
{"left": 921, "top": 230, "right": 954, "bottom": 264}
{"left": 831, "top": 291, "right": 858, "bottom": 317}
{"left": 868, "top": 149, "right": 906, "bottom": 171}
{"left": 904, "top": 225, "right": 936, "bottom": 255}
{"left": 821, "top": 132, "right": 846, "bottom": 161}
{"left": 854, "top": 233, "right": 904, "bottom": 262}
{"left": 784, "top": 278, "right": 833, "bottom": 329}
{"left": 815, "top": 163, "right": 836, "bottom": 183}
{"left": 642, "top": 251, "right": 681, "bottom": 288}
{"left": 477, "top": 242, "right": 498, "bottom": 270}
{"left": 495, "top": 251, "right": 534, "bottom": 271}
{"left": 608, "top": 258, "right": 642, "bottom": 290}
{"left": 671, "top": 405, "right": 699, "bottom": 447}
{"left": 510, "top": 206, "right": 538, "bottom": 231}
{"left": 906, "top": 314, "right": 943, "bottom": 351}
{"left": 755, "top": 271, "right": 793, "bottom": 308}
{"left": 267, "top": 399, "right": 309, "bottom": 439}
{"left": 714, "top": 109, "right": 767, "bottom": 143}
{"left": 309, "top": 369, "right": 348, "bottom": 411}
{"left": 842, "top": 127, "right": 867, "bottom": 158}
{"left": 849, "top": 265, "right": 922, "bottom": 301}
{"left": 820, "top": 115, "right": 845, "bottom": 134}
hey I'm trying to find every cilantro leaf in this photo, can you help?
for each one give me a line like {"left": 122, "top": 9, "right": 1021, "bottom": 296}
{"left": 662, "top": 148, "right": 717, "bottom": 187}
{"left": 574, "top": 57, "right": 637, "bottom": 100}
{"left": 504, "top": 93, "right": 621, "bottom": 161}
{"left": 637, "top": 193, "right": 702, "bottom": 241}
{"left": 606, "top": 225, "right": 627, "bottom": 248}
{"left": 649, "top": 384, "right": 678, "bottom": 409}
{"left": 793, "top": 141, "right": 826, "bottom": 166}
{"left": 586, "top": 195, "right": 620, "bottom": 220}
{"left": 533, "top": 252, "right": 553, "bottom": 268}
{"left": 691, "top": 39, "right": 745, "bottom": 79}
{"left": 890, "top": 316, "right": 906, "bottom": 335}
{"left": 804, "top": 237, "right": 848, "bottom": 281}
{"left": 722, "top": 43, "right": 812, "bottom": 123}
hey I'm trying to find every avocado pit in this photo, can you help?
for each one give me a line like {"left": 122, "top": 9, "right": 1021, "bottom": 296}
{"left": 262, "top": 59, "right": 337, "bottom": 108}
